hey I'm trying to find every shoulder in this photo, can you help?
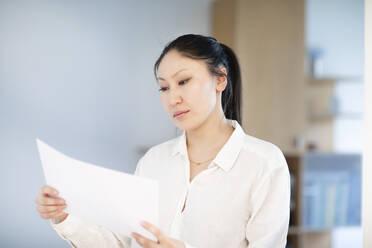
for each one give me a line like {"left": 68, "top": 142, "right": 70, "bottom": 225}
{"left": 243, "top": 134, "right": 286, "bottom": 163}
{"left": 239, "top": 133, "right": 288, "bottom": 173}
{"left": 135, "top": 135, "right": 181, "bottom": 175}
{"left": 142, "top": 136, "right": 180, "bottom": 160}
{"left": 239, "top": 134, "right": 290, "bottom": 196}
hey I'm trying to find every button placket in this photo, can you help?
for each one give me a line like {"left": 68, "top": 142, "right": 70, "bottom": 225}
{"left": 181, "top": 163, "right": 217, "bottom": 215}
{"left": 170, "top": 158, "right": 217, "bottom": 237}
{"left": 169, "top": 157, "right": 190, "bottom": 237}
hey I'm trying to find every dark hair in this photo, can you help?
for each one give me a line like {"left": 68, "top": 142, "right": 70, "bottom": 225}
{"left": 153, "top": 34, "right": 242, "bottom": 125}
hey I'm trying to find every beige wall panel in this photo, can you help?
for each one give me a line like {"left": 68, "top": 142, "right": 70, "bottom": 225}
{"left": 234, "top": 0, "right": 306, "bottom": 153}
{"left": 212, "top": 0, "right": 236, "bottom": 48}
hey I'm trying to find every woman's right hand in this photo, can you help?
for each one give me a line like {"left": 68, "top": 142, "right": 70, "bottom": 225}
{"left": 35, "top": 185, "right": 68, "bottom": 224}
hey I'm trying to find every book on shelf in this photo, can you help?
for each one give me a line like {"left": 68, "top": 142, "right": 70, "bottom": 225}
{"left": 301, "top": 153, "right": 361, "bottom": 230}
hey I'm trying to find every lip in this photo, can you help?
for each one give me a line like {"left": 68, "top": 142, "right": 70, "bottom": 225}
{"left": 173, "top": 110, "right": 190, "bottom": 118}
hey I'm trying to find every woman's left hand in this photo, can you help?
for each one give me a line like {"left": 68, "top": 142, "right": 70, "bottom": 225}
{"left": 131, "top": 221, "right": 185, "bottom": 248}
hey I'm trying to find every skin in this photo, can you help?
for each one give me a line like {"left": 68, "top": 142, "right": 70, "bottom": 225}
{"left": 157, "top": 50, "right": 234, "bottom": 182}
{"left": 35, "top": 49, "right": 235, "bottom": 248}
{"left": 35, "top": 186, "right": 67, "bottom": 223}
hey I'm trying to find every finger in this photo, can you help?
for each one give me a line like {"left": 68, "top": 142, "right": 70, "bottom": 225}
{"left": 140, "top": 221, "right": 166, "bottom": 243}
{"left": 132, "top": 232, "right": 159, "bottom": 248}
{"left": 35, "top": 196, "right": 65, "bottom": 206}
{"left": 37, "top": 204, "right": 66, "bottom": 213}
{"left": 39, "top": 207, "right": 66, "bottom": 219}
{"left": 39, "top": 185, "right": 59, "bottom": 196}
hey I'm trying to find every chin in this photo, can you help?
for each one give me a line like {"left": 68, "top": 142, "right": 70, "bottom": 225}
{"left": 173, "top": 121, "right": 190, "bottom": 131}
{"left": 172, "top": 117, "right": 204, "bottom": 132}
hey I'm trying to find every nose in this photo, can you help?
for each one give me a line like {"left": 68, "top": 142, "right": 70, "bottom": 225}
{"left": 169, "top": 88, "right": 182, "bottom": 106}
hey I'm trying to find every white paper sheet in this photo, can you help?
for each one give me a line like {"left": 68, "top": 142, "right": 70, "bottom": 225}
{"left": 36, "top": 138, "right": 158, "bottom": 242}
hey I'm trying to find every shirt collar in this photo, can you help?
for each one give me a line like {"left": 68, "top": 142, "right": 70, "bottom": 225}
{"left": 171, "top": 119, "right": 246, "bottom": 172}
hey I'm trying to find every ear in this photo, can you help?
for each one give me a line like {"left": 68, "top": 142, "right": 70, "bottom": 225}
{"left": 215, "top": 67, "right": 228, "bottom": 93}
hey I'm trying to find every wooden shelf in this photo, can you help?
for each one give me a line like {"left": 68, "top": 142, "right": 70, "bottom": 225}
{"left": 285, "top": 152, "right": 362, "bottom": 248}
{"left": 288, "top": 226, "right": 333, "bottom": 235}
{"left": 308, "top": 76, "right": 363, "bottom": 85}
{"left": 308, "top": 77, "right": 337, "bottom": 85}
{"left": 308, "top": 112, "right": 363, "bottom": 122}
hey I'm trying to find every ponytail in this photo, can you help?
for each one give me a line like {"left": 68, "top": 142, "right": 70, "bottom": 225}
{"left": 219, "top": 43, "right": 242, "bottom": 125}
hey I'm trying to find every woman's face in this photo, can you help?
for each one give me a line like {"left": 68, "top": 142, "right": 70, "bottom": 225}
{"left": 156, "top": 50, "right": 224, "bottom": 131}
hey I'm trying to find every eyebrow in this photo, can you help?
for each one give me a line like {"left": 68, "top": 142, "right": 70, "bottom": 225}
{"left": 157, "top": 69, "right": 188, "bottom": 81}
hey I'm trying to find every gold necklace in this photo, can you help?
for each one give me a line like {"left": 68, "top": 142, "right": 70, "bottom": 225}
{"left": 189, "top": 157, "right": 214, "bottom": 166}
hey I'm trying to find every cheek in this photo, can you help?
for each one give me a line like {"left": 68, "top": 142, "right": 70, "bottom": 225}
{"left": 187, "top": 81, "right": 216, "bottom": 111}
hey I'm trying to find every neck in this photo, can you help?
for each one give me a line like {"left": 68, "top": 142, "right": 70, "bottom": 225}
{"left": 185, "top": 108, "right": 234, "bottom": 151}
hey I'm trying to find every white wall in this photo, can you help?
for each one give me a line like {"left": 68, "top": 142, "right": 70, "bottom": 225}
{"left": 306, "top": 0, "right": 364, "bottom": 152}
{"left": 0, "top": 0, "right": 212, "bottom": 247}
{"left": 363, "top": 1, "right": 372, "bottom": 246}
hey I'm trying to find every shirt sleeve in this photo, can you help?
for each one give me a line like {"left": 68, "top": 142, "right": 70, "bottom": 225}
{"left": 50, "top": 155, "right": 147, "bottom": 248}
{"left": 245, "top": 148, "right": 291, "bottom": 247}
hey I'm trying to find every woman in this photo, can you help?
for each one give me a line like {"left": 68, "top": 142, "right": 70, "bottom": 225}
{"left": 35, "top": 34, "right": 290, "bottom": 248}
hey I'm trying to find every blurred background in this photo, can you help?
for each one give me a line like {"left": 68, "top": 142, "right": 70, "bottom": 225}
{"left": 0, "top": 0, "right": 364, "bottom": 247}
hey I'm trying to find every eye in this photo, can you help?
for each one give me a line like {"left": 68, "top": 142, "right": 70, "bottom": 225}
{"left": 178, "top": 78, "right": 190, "bottom": 85}
{"left": 158, "top": 87, "right": 168, "bottom": 92}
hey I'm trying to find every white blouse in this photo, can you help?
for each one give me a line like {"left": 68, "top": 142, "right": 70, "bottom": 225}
{"left": 51, "top": 120, "right": 290, "bottom": 248}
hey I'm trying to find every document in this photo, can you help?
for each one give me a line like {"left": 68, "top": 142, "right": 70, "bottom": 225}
{"left": 36, "top": 139, "right": 158, "bottom": 242}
